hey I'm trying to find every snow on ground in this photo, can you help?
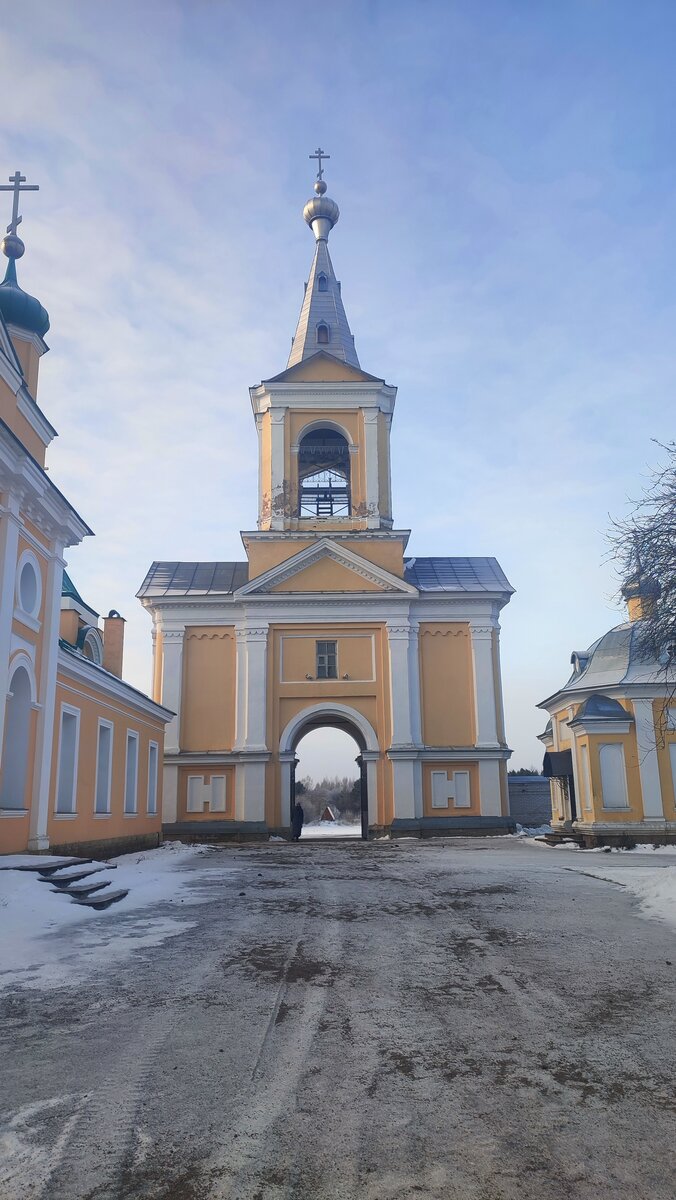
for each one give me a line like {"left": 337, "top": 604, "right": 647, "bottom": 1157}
{"left": 0, "top": 842, "right": 234, "bottom": 993}
{"left": 301, "top": 820, "right": 361, "bottom": 839}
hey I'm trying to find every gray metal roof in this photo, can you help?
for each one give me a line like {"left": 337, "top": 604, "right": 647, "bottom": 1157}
{"left": 138, "top": 556, "right": 513, "bottom": 599}
{"left": 403, "top": 557, "right": 514, "bottom": 594}
{"left": 137, "top": 562, "right": 249, "bottom": 598}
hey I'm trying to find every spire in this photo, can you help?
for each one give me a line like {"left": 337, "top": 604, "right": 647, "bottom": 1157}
{"left": 287, "top": 154, "right": 359, "bottom": 369}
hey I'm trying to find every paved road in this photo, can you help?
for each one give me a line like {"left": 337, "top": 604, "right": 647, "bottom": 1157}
{"left": 2, "top": 839, "right": 675, "bottom": 1199}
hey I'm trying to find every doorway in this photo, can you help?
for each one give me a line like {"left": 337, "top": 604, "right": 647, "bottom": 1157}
{"left": 293, "top": 726, "right": 363, "bottom": 839}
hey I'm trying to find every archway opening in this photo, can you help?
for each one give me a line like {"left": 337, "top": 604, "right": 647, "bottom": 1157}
{"left": 0, "top": 665, "right": 32, "bottom": 811}
{"left": 293, "top": 726, "right": 363, "bottom": 839}
{"left": 298, "top": 428, "right": 350, "bottom": 518}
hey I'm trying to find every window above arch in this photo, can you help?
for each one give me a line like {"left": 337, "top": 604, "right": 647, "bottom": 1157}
{"left": 317, "top": 323, "right": 329, "bottom": 344}
{"left": 317, "top": 273, "right": 328, "bottom": 292}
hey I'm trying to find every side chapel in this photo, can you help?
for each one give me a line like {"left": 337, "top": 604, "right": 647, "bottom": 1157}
{"left": 139, "top": 159, "right": 515, "bottom": 838}
{"left": 0, "top": 172, "right": 171, "bottom": 857}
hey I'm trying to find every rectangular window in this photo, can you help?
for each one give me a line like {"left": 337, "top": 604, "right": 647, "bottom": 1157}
{"left": 124, "top": 731, "right": 139, "bottom": 814}
{"left": 95, "top": 721, "right": 113, "bottom": 814}
{"left": 316, "top": 640, "right": 337, "bottom": 679}
{"left": 599, "top": 743, "right": 629, "bottom": 810}
{"left": 56, "top": 707, "right": 79, "bottom": 814}
{"left": 147, "top": 741, "right": 159, "bottom": 815}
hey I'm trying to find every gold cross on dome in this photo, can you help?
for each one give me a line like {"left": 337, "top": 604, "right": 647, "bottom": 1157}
{"left": 309, "top": 147, "right": 330, "bottom": 180}
{"left": 0, "top": 170, "right": 39, "bottom": 236}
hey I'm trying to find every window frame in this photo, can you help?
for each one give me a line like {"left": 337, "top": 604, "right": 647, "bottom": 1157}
{"left": 147, "top": 740, "right": 159, "bottom": 815}
{"left": 316, "top": 640, "right": 338, "bottom": 680}
{"left": 94, "top": 718, "right": 114, "bottom": 815}
{"left": 124, "top": 729, "right": 139, "bottom": 815}
{"left": 55, "top": 704, "right": 80, "bottom": 815}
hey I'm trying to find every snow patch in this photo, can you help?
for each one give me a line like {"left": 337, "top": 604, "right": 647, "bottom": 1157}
{"left": 0, "top": 843, "right": 234, "bottom": 993}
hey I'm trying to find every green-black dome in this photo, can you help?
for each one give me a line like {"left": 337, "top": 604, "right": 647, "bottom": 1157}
{"left": 0, "top": 256, "right": 49, "bottom": 337}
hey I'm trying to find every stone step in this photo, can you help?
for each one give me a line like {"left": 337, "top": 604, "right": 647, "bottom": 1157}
{"left": 4, "top": 857, "right": 93, "bottom": 874}
{"left": 72, "top": 888, "right": 129, "bottom": 910}
{"left": 39, "top": 867, "right": 109, "bottom": 887}
{"left": 53, "top": 879, "right": 111, "bottom": 898}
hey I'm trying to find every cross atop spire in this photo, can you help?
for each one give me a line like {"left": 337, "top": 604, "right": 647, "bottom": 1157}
{"left": 0, "top": 171, "right": 39, "bottom": 237}
{"left": 309, "top": 147, "right": 330, "bottom": 181}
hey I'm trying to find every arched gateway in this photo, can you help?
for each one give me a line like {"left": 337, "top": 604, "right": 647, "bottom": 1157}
{"left": 280, "top": 704, "right": 379, "bottom": 840}
{"left": 138, "top": 161, "right": 515, "bottom": 841}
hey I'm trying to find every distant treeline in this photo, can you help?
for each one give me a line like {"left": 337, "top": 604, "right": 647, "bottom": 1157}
{"left": 295, "top": 775, "right": 361, "bottom": 823}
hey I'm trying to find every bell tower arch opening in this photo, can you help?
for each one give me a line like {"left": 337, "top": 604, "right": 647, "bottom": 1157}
{"left": 298, "top": 427, "right": 351, "bottom": 519}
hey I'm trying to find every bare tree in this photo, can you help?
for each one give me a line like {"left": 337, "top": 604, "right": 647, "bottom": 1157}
{"left": 608, "top": 440, "right": 676, "bottom": 732}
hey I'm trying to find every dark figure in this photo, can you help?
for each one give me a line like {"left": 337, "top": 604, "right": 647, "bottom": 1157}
{"left": 291, "top": 802, "right": 304, "bottom": 841}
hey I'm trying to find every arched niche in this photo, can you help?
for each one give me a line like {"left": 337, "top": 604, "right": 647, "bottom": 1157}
{"left": 0, "top": 663, "right": 34, "bottom": 810}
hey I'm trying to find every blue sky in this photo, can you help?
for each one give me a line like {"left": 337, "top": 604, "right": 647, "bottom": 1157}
{"left": 2, "top": 0, "right": 675, "bottom": 776}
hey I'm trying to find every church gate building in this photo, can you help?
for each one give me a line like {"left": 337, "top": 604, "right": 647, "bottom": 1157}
{"left": 138, "top": 163, "right": 515, "bottom": 839}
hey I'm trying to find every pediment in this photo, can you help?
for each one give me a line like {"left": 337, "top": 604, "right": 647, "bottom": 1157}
{"left": 264, "top": 352, "right": 384, "bottom": 385}
{"left": 237, "top": 538, "right": 417, "bottom": 597}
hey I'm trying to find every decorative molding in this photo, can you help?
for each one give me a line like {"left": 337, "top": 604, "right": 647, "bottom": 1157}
{"left": 238, "top": 537, "right": 416, "bottom": 598}
{"left": 185, "top": 629, "right": 235, "bottom": 641}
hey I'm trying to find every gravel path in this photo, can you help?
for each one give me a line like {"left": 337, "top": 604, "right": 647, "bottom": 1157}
{"left": 1, "top": 838, "right": 675, "bottom": 1199}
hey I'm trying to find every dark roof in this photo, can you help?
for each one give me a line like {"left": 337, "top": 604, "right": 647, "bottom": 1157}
{"left": 137, "top": 561, "right": 250, "bottom": 598}
{"left": 403, "top": 557, "right": 513, "bottom": 594}
{"left": 61, "top": 570, "right": 99, "bottom": 618}
{"left": 570, "top": 694, "right": 633, "bottom": 724}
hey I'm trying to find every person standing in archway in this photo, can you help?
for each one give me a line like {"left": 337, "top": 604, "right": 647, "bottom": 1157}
{"left": 291, "top": 801, "right": 305, "bottom": 841}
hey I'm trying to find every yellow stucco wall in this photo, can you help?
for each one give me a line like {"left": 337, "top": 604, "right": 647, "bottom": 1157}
{"left": 270, "top": 557, "right": 384, "bottom": 593}
{"left": 586, "top": 729, "right": 644, "bottom": 821}
{"left": 181, "top": 627, "right": 236, "bottom": 751}
{"left": 419, "top": 623, "right": 475, "bottom": 746}
{"left": 275, "top": 358, "right": 377, "bottom": 382}
{"left": 422, "top": 761, "right": 480, "bottom": 817}
{"left": 280, "top": 632, "right": 374, "bottom": 682}
{"left": 0, "top": 376, "right": 46, "bottom": 465}
{"left": 245, "top": 536, "right": 405, "bottom": 581}
{"left": 47, "top": 674, "right": 165, "bottom": 846}
{"left": 266, "top": 621, "right": 393, "bottom": 828}
{"left": 10, "top": 335, "right": 41, "bottom": 400}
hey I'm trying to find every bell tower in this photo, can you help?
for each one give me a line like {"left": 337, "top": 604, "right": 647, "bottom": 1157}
{"left": 246, "top": 155, "right": 404, "bottom": 578}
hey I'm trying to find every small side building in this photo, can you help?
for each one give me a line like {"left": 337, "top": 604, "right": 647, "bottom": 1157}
{"left": 537, "top": 583, "right": 676, "bottom": 846}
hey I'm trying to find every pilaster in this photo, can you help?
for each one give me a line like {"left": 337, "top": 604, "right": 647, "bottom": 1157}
{"left": 28, "top": 542, "right": 65, "bottom": 850}
{"left": 470, "top": 623, "right": 499, "bottom": 747}
{"left": 234, "top": 624, "right": 269, "bottom": 753}
{"left": 269, "top": 409, "right": 287, "bottom": 531}
{"left": 362, "top": 408, "right": 380, "bottom": 528}
{"left": 161, "top": 628, "right": 185, "bottom": 753}
{"left": 0, "top": 495, "right": 21, "bottom": 760}
{"left": 632, "top": 698, "right": 665, "bottom": 819}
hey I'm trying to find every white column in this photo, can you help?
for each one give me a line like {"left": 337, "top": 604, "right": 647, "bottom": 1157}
{"left": 269, "top": 408, "right": 287, "bottom": 531}
{"left": 632, "top": 698, "right": 665, "bottom": 819}
{"left": 235, "top": 760, "right": 267, "bottom": 822}
{"left": 161, "top": 628, "right": 185, "bottom": 754}
{"left": 235, "top": 625, "right": 268, "bottom": 752}
{"left": 362, "top": 409, "right": 380, "bottom": 528}
{"left": 362, "top": 750, "right": 380, "bottom": 826}
{"left": 478, "top": 759, "right": 502, "bottom": 817}
{"left": 0, "top": 496, "right": 21, "bottom": 759}
{"left": 470, "top": 624, "right": 499, "bottom": 747}
{"left": 28, "top": 543, "right": 65, "bottom": 851}
{"left": 407, "top": 621, "right": 423, "bottom": 746}
{"left": 162, "top": 762, "right": 179, "bottom": 824}
{"left": 279, "top": 752, "right": 296, "bottom": 828}
{"left": 387, "top": 621, "right": 417, "bottom": 747}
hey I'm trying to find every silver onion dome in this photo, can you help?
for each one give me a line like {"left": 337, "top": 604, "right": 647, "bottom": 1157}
{"left": 303, "top": 177, "right": 340, "bottom": 242}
